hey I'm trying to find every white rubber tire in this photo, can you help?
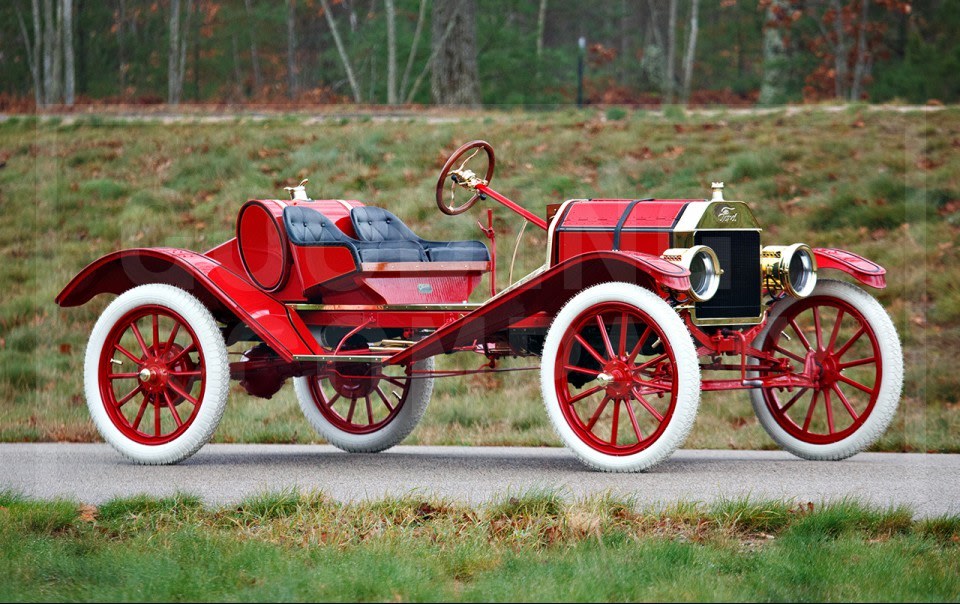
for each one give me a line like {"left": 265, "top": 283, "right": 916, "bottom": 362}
{"left": 84, "top": 284, "right": 230, "bottom": 465}
{"left": 294, "top": 357, "right": 434, "bottom": 453}
{"left": 541, "top": 283, "right": 701, "bottom": 472}
{"left": 749, "top": 279, "right": 903, "bottom": 460}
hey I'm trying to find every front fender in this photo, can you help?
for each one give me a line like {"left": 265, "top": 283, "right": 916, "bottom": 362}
{"left": 56, "top": 248, "right": 320, "bottom": 362}
{"left": 813, "top": 248, "right": 886, "bottom": 289}
{"left": 386, "top": 250, "right": 690, "bottom": 365}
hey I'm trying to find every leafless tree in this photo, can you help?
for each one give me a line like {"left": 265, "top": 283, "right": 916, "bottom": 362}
{"left": 430, "top": 0, "right": 480, "bottom": 106}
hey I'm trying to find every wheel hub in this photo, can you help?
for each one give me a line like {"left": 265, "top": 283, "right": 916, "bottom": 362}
{"left": 600, "top": 360, "right": 632, "bottom": 398}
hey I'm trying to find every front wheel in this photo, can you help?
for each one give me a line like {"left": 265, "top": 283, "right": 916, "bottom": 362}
{"left": 293, "top": 357, "right": 434, "bottom": 452}
{"left": 541, "top": 283, "right": 701, "bottom": 472}
{"left": 749, "top": 279, "right": 903, "bottom": 460}
{"left": 84, "top": 284, "right": 230, "bottom": 464}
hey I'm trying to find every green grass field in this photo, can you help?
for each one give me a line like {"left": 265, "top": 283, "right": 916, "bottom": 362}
{"left": 1, "top": 489, "right": 958, "bottom": 601}
{"left": 0, "top": 106, "right": 958, "bottom": 451}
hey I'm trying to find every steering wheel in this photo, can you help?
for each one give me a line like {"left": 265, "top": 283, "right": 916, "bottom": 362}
{"left": 436, "top": 140, "right": 496, "bottom": 215}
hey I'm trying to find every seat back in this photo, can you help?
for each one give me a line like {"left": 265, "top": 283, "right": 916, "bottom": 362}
{"left": 284, "top": 205, "right": 350, "bottom": 246}
{"left": 350, "top": 207, "right": 421, "bottom": 243}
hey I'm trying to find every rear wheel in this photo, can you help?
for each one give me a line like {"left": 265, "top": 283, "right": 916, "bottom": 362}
{"left": 293, "top": 358, "right": 434, "bottom": 452}
{"left": 84, "top": 284, "right": 229, "bottom": 464}
{"left": 541, "top": 283, "right": 701, "bottom": 472}
{"left": 749, "top": 279, "right": 903, "bottom": 460}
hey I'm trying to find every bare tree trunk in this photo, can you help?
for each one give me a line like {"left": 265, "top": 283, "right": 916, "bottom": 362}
{"left": 117, "top": 0, "right": 127, "bottom": 95}
{"left": 51, "top": 0, "right": 63, "bottom": 103}
{"left": 321, "top": 0, "right": 362, "bottom": 103}
{"left": 63, "top": 0, "right": 74, "bottom": 106}
{"left": 399, "top": 0, "right": 426, "bottom": 101}
{"left": 681, "top": 0, "right": 699, "bottom": 105}
{"left": 385, "top": 0, "right": 397, "bottom": 104}
{"left": 287, "top": 0, "right": 298, "bottom": 98}
{"left": 231, "top": 33, "right": 243, "bottom": 99}
{"left": 850, "top": 0, "right": 870, "bottom": 101}
{"left": 536, "top": 0, "right": 547, "bottom": 58}
{"left": 42, "top": 0, "right": 54, "bottom": 105}
{"left": 178, "top": 0, "right": 193, "bottom": 99}
{"left": 830, "top": 0, "right": 848, "bottom": 99}
{"left": 168, "top": 0, "right": 180, "bottom": 104}
{"left": 664, "top": 0, "right": 677, "bottom": 103}
{"left": 430, "top": 0, "right": 480, "bottom": 106}
{"left": 244, "top": 0, "right": 262, "bottom": 95}
{"left": 15, "top": 2, "right": 42, "bottom": 107}
{"left": 759, "top": 0, "right": 787, "bottom": 104}
{"left": 405, "top": 11, "right": 456, "bottom": 103}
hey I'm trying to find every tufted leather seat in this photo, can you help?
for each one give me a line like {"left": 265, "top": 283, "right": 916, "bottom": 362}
{"left": 283, "top": 206, "right": 426, "bottom": 263}
{"left": 350, "top": 206, "right": 490, "bottom": 262}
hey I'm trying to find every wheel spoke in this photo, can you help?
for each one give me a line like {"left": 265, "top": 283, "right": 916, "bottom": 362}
{"left": 375, "top": 386, "right": 395, "bottom": 412}
{"left": 151, "top": 313, "right": 160, "bottom": 353}
{"left": 114, "top": 343, "right": 142, "bottom": 364}
{"left": 780, "top": 388, "right": 808, "bottom": 413}
{"left": 385, "top": 377, "right": 407, "bottom": 389}
{"left": 632, "top": 353, "right": 668, "bottom": 373}
{"left": 154, "top": 396, "right": 162, "bottom": 436}
{"left": 839, "top": 356, "right": 877, "bottom": 370}
{"left": 801, "top": 390, "right": 819, "bottom": 432}
{"left": 131, "top": 322, "right": 151, "bottom": 357}
{"left": 823, "top": 388, "right": 835, "bottom": 434}
{"left": 584, "top": 396, "right": 611, "bottom": 431}
{"left": 624, "top": 399, "right": 643, "bottom": 441}
{"left": 633, "top": 380, "right": 671, "bottom": 394}
{"left": 327, "top": 392, "right": 341, "bottom": 408}
{"left": 346, "top": 398, "right": 357, "bottom": 423}
{"left": 812, "top": 307, "right": 823, "bottom": 351}
{"left": 115, "top": 384, "right": 143, "bottom": 407}
{"left": 610, "top": 399, "right": 620, "bottom": 445}
{"left": 166, "top": 342, "right": 196, "bottom": 365}
{"left": 832, "top": 384, "right": 860, "bottom": 421}
{"left": 837, "top": 374, "right": 874, "bottom": 395}
{"left": 596, "top": 315, "right": 616, "bottom": 360}
{"left": 567, "top": 384, "right": 604, "bottom": 405}
{"left": 365, "top": 395, "right": 374, "bottom": 425}
{"left": 163, "top": 390, "right": 184, "bottom": 428}
{"left": 773, "top": 345, "right": 805, "bottom": 364}
{"left": 827, "top": 309, "right": 845, "bottom": 352}
{"left": 574, "top": 334, "right": 607, "bottom": 366}
{"left": 162, "top": 321, "right": 181, "bottom": 355}
{"left": 627, "top": 325, "right": 652, "bottom": 363}
{"left": 132, "top": 396, "right": 150, "bottom": 431}
{"left": 789, "top": 319, "right": 813, "bottom": 351}
{"left": 108, "top": 372, "right": 140, "bottom": 379}
{"left": 166, "top": 379, "right": 199, "bottom": 405}
{"left": 630, "top": 388, "right": 664, "bottom": 422}
{"left": 834, "top": 326, "right": 865, "bottom": 360}
{"left": 618, "top": 313, "right": 628, "bottom": 358}
{"left": 168, "top": 369, "right": 203, "bottom": 377}
{"left": 564, "top": 364, "right": 601, "bottom": 376}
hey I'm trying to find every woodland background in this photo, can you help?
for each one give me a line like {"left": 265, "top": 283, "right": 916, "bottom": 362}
{"left": 1, "top": 0, "right": 957, "bottom": 110}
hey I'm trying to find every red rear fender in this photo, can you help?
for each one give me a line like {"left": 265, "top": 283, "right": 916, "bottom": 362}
{"left": 813, "top": 248, "right": 886, "bottom": 289}
{"left": 56, "top": 248, "right": 320, "bottom": 362}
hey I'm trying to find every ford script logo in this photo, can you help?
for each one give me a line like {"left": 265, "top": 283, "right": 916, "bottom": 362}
{"left": 715, "top": 205, "right": 739, "bottom": 223}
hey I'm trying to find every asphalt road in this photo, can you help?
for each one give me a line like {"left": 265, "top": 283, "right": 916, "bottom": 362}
{"left": 2, "top": 444, "right": 956, "bottom": 517}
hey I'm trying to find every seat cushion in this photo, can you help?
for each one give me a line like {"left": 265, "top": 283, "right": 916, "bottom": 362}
{"left": 356, "top": 242, "right": 425, "bottom": 263}
{"left": 350, "top": 206, "right": 420, "bottom": 242}
{"left": 424, "top": 240, "right": 491, "bottom": 262}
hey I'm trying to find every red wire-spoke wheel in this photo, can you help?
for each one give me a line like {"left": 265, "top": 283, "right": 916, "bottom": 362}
{"left": 749, "top": 279, "right": 903, "bottom": 460}
{"left": 541, "top": 283, "right": 701, "bottom": 472}
{"left": 84, "top": 284, "right": 230, "bottom": 465}
{"left": 294, "top": 357, "right": 434, "bottom": 453}
{"left": 99, "top": 306, "right": 205, "bottom": 444}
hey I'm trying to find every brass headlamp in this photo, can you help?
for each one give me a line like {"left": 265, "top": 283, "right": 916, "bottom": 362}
{"left": 661, "top": 245, "right": 722, "bottom": 302}
{"left": 761, "top": 243, "right": 818, "bottom": 298}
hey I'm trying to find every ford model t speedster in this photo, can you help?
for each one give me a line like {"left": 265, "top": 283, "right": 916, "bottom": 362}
{"left": 57, "top": 140, "right": 902, "bottom": 472}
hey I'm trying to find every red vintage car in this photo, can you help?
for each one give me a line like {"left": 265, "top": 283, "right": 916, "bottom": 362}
{"left": 57, "top": 140, "right": 902, "bottom": 472}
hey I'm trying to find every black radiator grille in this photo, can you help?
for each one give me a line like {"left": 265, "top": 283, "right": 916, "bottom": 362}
{"left": 694, "top": 230, "right": 761, "bottom": 321}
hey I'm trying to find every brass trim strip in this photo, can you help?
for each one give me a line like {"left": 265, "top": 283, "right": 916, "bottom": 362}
{"left": 293, "top": 354, "right": 390, "bottom": 363}
{"left": 288, "top": 303, "right": 483, "bottom": 311}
